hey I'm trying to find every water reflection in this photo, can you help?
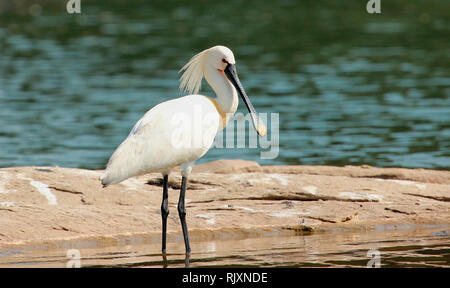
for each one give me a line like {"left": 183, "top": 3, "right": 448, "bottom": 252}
{"left": 0, "top": 225, "right": 448, "bottom": 268}
{"left": 0, "top": 0, "right": 449, "bottom": 170}
{"left": 161, "top": 252, "right": 190, "bottom": 268}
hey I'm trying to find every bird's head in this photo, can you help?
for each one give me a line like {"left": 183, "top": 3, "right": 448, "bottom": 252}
{"left": 204, "top": 45, "right": 236, "bottom": 72}
{"left": 179, "top": 45, "right": 266, "bottom": 137}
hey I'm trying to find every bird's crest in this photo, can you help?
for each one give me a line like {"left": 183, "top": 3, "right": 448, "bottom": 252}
{"left": 179, "top": 50, "right": 206, "bottom": 95}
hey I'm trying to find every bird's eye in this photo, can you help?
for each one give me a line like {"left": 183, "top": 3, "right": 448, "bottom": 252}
{"left": 222, "top": 58, "right": 228, "bottom": 64}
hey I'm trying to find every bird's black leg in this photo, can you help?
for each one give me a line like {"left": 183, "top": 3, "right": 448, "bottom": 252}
{"left": 162, "top": 252, "right": 168, "bottom": 268}
{"left": 178, "top": 176, "right": 191, "bottom": 253}
{"left": 184, "top": 252, "right": 190, "bottom": 268}
{"left": 161, "top": 174, "right": 169, "bottom": 253}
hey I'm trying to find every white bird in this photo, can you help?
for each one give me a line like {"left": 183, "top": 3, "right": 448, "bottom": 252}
{"left": 101, "top": 45, "right": 266, "bottom": 254}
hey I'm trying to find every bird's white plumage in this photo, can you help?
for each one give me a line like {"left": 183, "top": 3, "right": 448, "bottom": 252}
{"left": 179, "top": 51, "right": 205, "bottom": 95}
{"left": 101, "top": 46, "right": 240, "bottom": 186}
{"left": 102, "top": 95, "right": 221, "bottom": 185}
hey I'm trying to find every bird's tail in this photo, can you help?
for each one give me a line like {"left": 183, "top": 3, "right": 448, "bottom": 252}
{"left": 100, "top": 173, "right": 110, "bottom": 188}
{"left": 100, "top": 170, "right": 121, "bottom": 187}
{"left": 100, "top": 159, "right": 135, "bottom": 187}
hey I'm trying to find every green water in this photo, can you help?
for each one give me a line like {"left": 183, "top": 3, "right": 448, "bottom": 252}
{"left": 0, "top": 0, "right": 449, "bottom": 169}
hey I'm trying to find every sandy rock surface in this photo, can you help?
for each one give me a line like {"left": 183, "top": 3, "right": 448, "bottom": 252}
{"left": 0, "top": 159, "right": 449, "bottom": 246}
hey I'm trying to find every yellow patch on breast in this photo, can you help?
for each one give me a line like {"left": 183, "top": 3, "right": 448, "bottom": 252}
{"left": 204, "top": 97, "right": 228, "bottom": 130}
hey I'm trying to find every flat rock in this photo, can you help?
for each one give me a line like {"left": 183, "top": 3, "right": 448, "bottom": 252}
{"left": 0, "top": 160, "right": 449, "bottom": 246}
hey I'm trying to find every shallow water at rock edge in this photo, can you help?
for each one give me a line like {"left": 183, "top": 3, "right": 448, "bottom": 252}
{"left": 0, "top": 224, "right": 448, "bottom": 268}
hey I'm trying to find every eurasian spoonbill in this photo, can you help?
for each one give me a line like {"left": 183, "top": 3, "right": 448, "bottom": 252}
{"left": 101, "top": 45, "right": 266, "bottom": 253}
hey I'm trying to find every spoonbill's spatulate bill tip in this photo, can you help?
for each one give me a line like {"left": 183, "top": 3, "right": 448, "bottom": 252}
{"left": 258, "top": 123, "right": 267, "bottom": 137}
{"left": 102, "top": 45, "right": 267, "bottom": 253}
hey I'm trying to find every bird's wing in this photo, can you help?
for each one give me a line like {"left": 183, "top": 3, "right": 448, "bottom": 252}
{"left": 101, "top": 95, "right": 221, "bottom": 185}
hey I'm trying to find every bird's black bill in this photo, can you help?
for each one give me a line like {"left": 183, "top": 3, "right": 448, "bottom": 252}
{"left": 224, "top": 64, "right": 266, "bottom": 137}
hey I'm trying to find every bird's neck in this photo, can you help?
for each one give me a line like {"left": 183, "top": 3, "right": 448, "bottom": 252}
{"left": 204, "top": 65, "right": 238, "bottom": 115}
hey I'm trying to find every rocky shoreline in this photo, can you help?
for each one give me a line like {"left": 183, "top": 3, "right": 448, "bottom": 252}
{"left": 0, "top": 159, "right": 449, "bottom": 246}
